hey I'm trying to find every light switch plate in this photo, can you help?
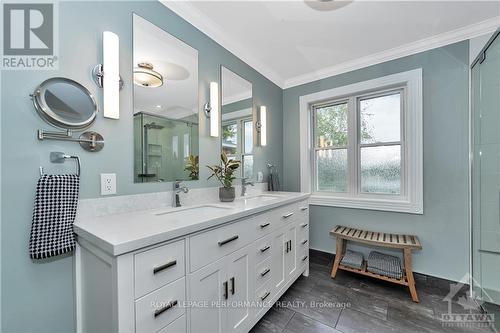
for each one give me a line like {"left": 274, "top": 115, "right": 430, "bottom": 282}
{"left": 100, "top": 173, "right": 116, "bottom": 195}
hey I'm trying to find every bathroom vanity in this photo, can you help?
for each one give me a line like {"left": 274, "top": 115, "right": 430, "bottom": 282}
{"left": 74, "top": 192, "right": 309, "bottom": 333}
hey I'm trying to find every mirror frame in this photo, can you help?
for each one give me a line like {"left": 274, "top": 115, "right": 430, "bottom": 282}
{"left": 32, "top": 77, "right": 98, "bottom": 130}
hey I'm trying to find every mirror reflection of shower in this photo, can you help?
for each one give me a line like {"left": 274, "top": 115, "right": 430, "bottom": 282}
{"left": 134, "top": 112, "right": 199, "bottom": 183}
{"left": 142, "top": 122, "right": 165, "bottom": 182}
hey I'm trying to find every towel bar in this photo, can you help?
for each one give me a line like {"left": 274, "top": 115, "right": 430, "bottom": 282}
{"left": 39, "top": 152, "right": 81, "bottom": 176}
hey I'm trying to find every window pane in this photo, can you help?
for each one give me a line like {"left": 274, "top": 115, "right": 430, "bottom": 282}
{"left": 243, "top": 155, "right": 253, "bottom": 179}
{"left": 244, "top": 121, "right": 253, "bottom": 154}
{"left": 222, "top": 123, "right": 237, "bottom": 156}
{"left": 314, "top": 103, "right": 348, "bottom": 148}
{"left": 360, "top": 92, "right": 401, "bottom": 144}
{"left": 316, "top": 149, "right": 347, "bottom": 192}
{"left": 360, "top": 145, "right": 401, "bottom": 194}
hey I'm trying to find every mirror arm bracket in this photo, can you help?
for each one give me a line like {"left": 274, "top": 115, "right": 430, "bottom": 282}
{"left": 37, "top": 129, "right": 105, "bottom": 152}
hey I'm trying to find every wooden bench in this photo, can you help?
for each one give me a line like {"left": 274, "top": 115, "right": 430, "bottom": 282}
{"left": 330, "top": 225, "right": 422, "bottom": 302}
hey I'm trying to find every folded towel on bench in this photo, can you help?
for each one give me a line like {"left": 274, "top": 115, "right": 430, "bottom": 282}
{"left": 367, "top": 251, "right": 402, "bottom": 279}
{"left": 340, "top": 250, "right": 364, "bottom": 269}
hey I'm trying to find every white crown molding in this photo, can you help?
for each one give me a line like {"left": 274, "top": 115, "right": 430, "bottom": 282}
{"left": 160, "top": 0, "right": 285, "bottom": 88}
{"left": 160, "top": 1, "right": 499, "bottom": 90}
{"left": 283, "top": 17, "right": 500, "bottom": 89}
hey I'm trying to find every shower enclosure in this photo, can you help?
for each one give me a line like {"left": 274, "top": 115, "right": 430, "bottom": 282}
{"left": 471, "top": 29, "right": 500, "bottom": 309}
{"left": 134, "top": 112, "right": 199, "bottom": 182}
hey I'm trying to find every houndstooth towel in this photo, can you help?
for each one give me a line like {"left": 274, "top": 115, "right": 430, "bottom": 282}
{"left": 29, "top": 174, "right": 80, "bottom": 259}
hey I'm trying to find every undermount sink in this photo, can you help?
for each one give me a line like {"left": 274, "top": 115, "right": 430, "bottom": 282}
{"left": 155, "top": 204, "right": 231, "bottom": 217}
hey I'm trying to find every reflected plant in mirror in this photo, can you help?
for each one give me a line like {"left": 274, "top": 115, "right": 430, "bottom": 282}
{"left": 133, "top": 14, "right": 199, "bottom": 183}
{"left": 221, "top": 67, "right": 254, "bottom": 180}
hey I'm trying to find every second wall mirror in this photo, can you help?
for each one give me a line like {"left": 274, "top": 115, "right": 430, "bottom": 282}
{"left": 221, "top": 67, "right": 254, "bottom": 180}
{"left": 133, "top": 14, "right": 199, "bottom": 183}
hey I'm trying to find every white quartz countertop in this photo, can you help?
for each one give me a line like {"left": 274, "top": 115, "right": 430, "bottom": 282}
{"left": 74, "top": 192, "right": 310, "bottom": 256}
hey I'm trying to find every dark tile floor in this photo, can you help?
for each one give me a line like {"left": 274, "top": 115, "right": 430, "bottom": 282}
{"left": 251, "top": 250, "right": 499, "bottom": 333}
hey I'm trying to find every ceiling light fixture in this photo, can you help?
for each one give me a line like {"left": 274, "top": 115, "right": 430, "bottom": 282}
{"left": 133, "top": 62, "right": 163, "bottom": 88}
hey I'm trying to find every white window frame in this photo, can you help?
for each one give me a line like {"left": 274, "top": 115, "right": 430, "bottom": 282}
{"left": 299, "top": 68, "right": 423, "bottom": 214}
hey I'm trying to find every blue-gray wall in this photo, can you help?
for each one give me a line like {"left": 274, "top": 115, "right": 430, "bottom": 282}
{"left": 0, "top": 1, "right": 283, "bottom": 331}
{"left": 283, "top": 41, "right": 470, "bottom": 282}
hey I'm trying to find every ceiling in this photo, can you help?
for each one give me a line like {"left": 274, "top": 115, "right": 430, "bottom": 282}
{"left": 162, "top": 1, "right": 500, "bottom": 88}
{"left": 222, "top": 66, "right": 252, "bottom": 106}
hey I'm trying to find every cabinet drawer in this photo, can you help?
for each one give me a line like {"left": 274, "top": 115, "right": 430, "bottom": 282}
{"left": 272, "top": 203, "right": 299, "bottom": 229}
{"left": 135, "top": 239, "right": 185, "bottom": 298}
{"left": 255, "top": 234, "right": 272, "bottom": 264}
{"left": 298, "top": 222, "right": 309, "bottom": 242}
{"left": 190, "top": 220, "right": 254, "bottom": 272}
{"left": 254, "top": 279, "right": 274, "bottom": 319}
{"left": 157, "top": 314, "right": 186, "bottom": 333}
{"left": 298, "top": 249, "right": 309, "bottom": 268}
{"left": 255, "top": 256, "right": 272, "bottom": 290}
{"left": 135, "top": 277, "right": 185, "bottom": 333}
{"left": 296, "top": 201, "right": 309, "bottom": 220}
{"left": 251, "top": 211, "right": 276, "bottom": 238}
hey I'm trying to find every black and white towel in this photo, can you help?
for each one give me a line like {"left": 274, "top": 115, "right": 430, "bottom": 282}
{"left": 29, "top": 174, "right": 80, "bottom": 259}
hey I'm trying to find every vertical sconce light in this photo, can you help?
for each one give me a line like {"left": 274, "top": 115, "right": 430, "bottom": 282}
{"left": 92, "top": 31, "right": 122, "bottom": 119}
{"left": 204, "top": 82, "right": 220, "bottom": 137}
{"left": 257, "top": 106, "right": 267, "bottom": 146}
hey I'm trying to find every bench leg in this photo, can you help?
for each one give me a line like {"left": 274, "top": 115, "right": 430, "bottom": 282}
{"left": 404, "top": 248, "right": 419, "bottom": 303}
{"left": 330, "top": 237, "right": 344, "bottom": 279}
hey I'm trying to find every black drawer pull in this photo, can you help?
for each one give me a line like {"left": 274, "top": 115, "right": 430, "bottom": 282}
{"left": 153, "top": 260, "right": 177, "bottom": 274}
{"left": 218, "top": 235, "right": 239, "bottom": 246}
{"left": 261, "top": 268, "right": 270, "bottom": 277}
{"left": 260, "top": 245, "right": 270, "bottom": 253}
{"left": 302, "top": 239, "right": 308, "bottom": 245}
{"left": 260, "top": 222, "right": 270, "bottom": 228}
{"left": 223, "top": 281, "right": 228, "bottom": 300}
{"left": 230, "top": 277, "right": 235, "bottom": 295}
{"left": 261, "top": 292, "right": 270, "bottom": 301}
{"left": 300, "top": 223, "right": 308, "bottom": 228}
{"left": 282, "top": 212, "right": 294, "bottom": 218}
{"left": 154, "top": 300, "right": 178, "bottom": 317}
{"left": 300, "top": 207, "right": 309, "bottom": 211}
{"left": 302, "top": 255, "right": 308, "bottom": 261}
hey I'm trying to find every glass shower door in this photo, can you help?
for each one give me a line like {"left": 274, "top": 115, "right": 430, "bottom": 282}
{"left": 471, "top": 31, "right": 500, "bottom": 307}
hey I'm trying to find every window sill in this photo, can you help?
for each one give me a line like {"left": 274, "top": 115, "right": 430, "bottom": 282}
{"left": 310, "top": 194, "right": 423, "bottom": 214}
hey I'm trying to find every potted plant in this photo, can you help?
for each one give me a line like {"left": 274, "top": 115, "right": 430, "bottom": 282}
{"left": 207, "top": 152, "right": 241, "bottom": 202}
{"left": 184, "top": 154, "right": 199, "bottom": 180}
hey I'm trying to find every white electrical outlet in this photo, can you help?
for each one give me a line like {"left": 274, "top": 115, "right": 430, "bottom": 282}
{"left": 100, "top": 173, "right": 116, "bottom": 195}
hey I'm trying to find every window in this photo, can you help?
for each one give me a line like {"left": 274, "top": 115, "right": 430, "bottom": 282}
{"left": 300, "top": 69, "right": 422, "bottom": 214}
{"left": 222, "top": 117, "right": 254, "bottom": 179}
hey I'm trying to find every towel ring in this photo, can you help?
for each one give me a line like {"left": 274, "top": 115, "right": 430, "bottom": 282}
{"left": 39, "top": 152, "right": 81, "bottom": 176}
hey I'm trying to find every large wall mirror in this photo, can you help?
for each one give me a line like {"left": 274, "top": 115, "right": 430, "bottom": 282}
{"left": 133, "top": 14, "right": 199, "bottom": 183}
{"left": 221, "top": 67, "right": 254, "bottom": 180}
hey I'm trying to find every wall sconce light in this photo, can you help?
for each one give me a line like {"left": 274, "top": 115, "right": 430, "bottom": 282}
{"left": 204, "top": 81, "right": 220, "bottom": 137}
{"left": 257, "top": 105, "right": 267, "bottom": 146}
{"left": 92, "top": 31, "right": 123, "bottom": 119}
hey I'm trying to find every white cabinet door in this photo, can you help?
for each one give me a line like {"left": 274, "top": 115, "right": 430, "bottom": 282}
{"left": 226, "top": 244, "right": 254, "bottom": 333}
{"left": 189, "top": 258, "right": 227, "bottom": 333}
{"left": 271, "top": 228, "right": 287, "bottom": 291}
{"left": 285, "top": 225, "right": 297, "bottom": 280}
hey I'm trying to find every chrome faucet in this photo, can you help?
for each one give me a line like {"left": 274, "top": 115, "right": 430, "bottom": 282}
{"left": 172, "top": 181, "right": 189, "bottom": 207}
{"left": 241, "top": 178, "right": 255, "bottom": 196}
